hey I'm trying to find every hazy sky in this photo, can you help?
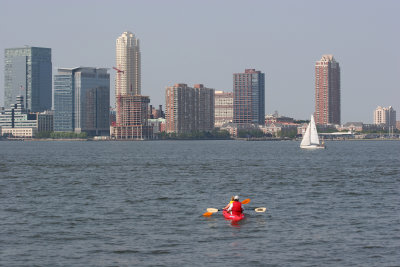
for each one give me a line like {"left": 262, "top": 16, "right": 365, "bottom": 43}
{"left": 0, "top": 0, "right": 399, "bottom": 123}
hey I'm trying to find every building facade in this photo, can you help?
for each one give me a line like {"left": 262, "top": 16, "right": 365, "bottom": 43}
{"left": 233, "top": 69, "right": 265, "bottom": 125}
{"left": 112, "top": 31, "right": 153, "bottom": 140}
{"left": 0, "top": 95, "right": 52, "bottom": 138}
{"left": 148, "top": 118, "right": 166, "bottom": 134}
{"left": 149, "top": 104, "right": 165, "bottom": 119}
{"left": 315, "top": 54, "right": 341, "bottom": 125}
{"left": 116, "top": 31, "right": 141, "bottom": 95}
{"left": 214, "top": 91, "right": 233, "bottom": 127}
{"left": 4, "top": 47, "right": 52, "bottom": 112}
{"left": 53, "top": 72, "right": 74, "bottom": 131}
{"left": 374, "top": 106, "right": 396, "bottom": 127}
{"left": 165, "top": 83, "right": 214, "bottom": 134}
{"left": 0, "top": 95, "right": 37, "bottom": 129}
{"left": 54, "top": 67, "right": 110, "bottom": 136}
{"left": 37, "top": 110, "right": 54, "bottom": 132}
{"left": 111, "top": 95, "right": 152, "bottom": 139}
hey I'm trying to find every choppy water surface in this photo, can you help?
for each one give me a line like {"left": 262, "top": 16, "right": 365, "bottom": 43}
{"left": 1, "top": 140, "right": 399, "bottom": 266}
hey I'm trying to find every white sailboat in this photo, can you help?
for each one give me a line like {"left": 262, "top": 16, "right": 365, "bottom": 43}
{"left": 300, "top": 115, "right": 325, "bottom": 149}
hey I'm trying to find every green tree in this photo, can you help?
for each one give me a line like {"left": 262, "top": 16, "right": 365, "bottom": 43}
{"left": 36, "top": 131, "right": 51, "bottom": 138}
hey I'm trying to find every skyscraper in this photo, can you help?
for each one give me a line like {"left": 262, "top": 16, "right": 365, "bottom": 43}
{"left": 315, "top": 54, "right": 341, "bottom": 125}
{"left": 4, "top": 47, "right": 52, "bottom": 112}
{"left": 113, "top": 31, "right": 151, "bottom": 139}
{"left": 165, "top": 83, "right": 214, "bottom": 133}
{"left": 233, "top": 69, "right": 265, "bottom": 125}
{"left": 54, "top": 67, "right": 110, "bottom": 136}
{"left": 115, "top": 31, "right": 141, "bottom": 96}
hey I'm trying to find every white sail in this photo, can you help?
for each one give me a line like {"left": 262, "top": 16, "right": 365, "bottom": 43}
{"left": 310, "top": 115, "right": 320, "bottom": 145}
{"left": 300, "top": 114, "right": 325, "bottom": 149}
{"left": 300, "top": 123, "right": 311, "bottom": 147}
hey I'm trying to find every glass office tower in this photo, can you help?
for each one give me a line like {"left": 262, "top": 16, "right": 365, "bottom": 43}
{"left": 4, "top": 47, "right": 52, "bottom": 112}
{"left": 54, "top": 74, "right": 74, "bottom": 131}
{"left": 54, "top": 67, "right": 110, "bottom": 136}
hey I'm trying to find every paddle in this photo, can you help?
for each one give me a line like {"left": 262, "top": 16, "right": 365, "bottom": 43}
{"left": 202, "top": 199, "right": 252, "bottom": 217}
{"left": 254, "top": 207, "right": 267, "bottom": 212}
{"left": 241, "top": 198, "right": 251, "bottom": 205}
{"left": 206, "top": 208, "right": 219, "bottom": 213}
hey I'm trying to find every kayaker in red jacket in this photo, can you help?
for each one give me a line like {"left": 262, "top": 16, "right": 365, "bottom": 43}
{"left": 226, "top": 195, "right": 243, "bottom": 216}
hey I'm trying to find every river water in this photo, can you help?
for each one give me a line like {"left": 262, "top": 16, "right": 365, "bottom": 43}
{"left": 0, "top": 140, "right": 399, "bottom": 266}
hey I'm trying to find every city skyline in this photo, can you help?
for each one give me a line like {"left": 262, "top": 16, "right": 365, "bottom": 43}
{"left": 0, "top": 0, "right": 399, "bottom": 123}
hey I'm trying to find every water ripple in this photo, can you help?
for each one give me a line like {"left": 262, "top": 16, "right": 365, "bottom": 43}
{"left": 0, "top": 140, "right": 399, "bottom": 266}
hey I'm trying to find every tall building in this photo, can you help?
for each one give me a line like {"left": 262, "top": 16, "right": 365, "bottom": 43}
{"left": 233, "top": 69, "right": 265, "bottom": 125}
{"left": 374, "top": 106, "right": 396, "bottom": 127}
{"left": 315, "top": 54, "right": 341, "bottom": 125}
{"left": 165, "top": 83, "right": 214, "bottom": 133}
{"left": 116, "top": 31, "right": 141, "bottom": 96}
{"left": 54, "top": 67, "right": 110, "bottom": 136}
{"left": 214, "top": 91, "right": 233, "bottom": 127}
{"left": 4, "top": 47, "right": 52, "bottom": 112}
{"left": 113, "top": 31, "right": 152, "bottom": 140}
{"left": 111, "top": 95, "right": 152, "bottom": 139}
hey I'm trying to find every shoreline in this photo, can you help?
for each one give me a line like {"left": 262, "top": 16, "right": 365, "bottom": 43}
{"left": 2, "top": 137, "right": 399, "bottom": 142}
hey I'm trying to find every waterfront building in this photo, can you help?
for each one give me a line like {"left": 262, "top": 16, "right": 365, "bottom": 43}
{"left": 2, "top": 127, "right": 36, "bottom": 138}
{"left": 148, "top": 118, "right": 166, "bottom": 134}
{"left": 111, "top": 95, "right": 153, "bottom": 139}
{"left": 260, "top": 122, "right": 298, "bottom": 137}
{"left": 233, "top": 69, "right": 265, "bottom": 125}
{"left": 37, "top": 110, "right": 54, "bottom": 132}
{"left": 297, "top": 123, "right": 309, "bottom": 135}
{"left": 165, "top": 83, "right": 214, "bottom": 134}
{"left": 340, "top": 122, "right": 364, "bottom": 132}
{"left": 315, "top": 54, "right": 341, "bottom": 125}
{"left": 374, "top": 106, "right": 396, "bottom": 128}
{"left": 54, "top": 67, "right": 110, "bottom": 136}
{"left": 0, "top": 95, "right": 37, "bottom": 128}
{"left": 4, "top": 46, "right": 52, "bottom": 112}
{"left": 362, "top": 124, "right": 386, "bottom": 132}
{"left": 113, "top": 31, "right": 153, "bottom": 140}
{"left": 265, "top": 112, "right": 294, "bottom": 124}
{"left": 0, "top": 95, "right": 53, "bottom": 138}
{"left": 116, "top": 31, "right": 141, "bottom": 95}
{"left": 214, "top": 91, "right": 233, "bottom": 127}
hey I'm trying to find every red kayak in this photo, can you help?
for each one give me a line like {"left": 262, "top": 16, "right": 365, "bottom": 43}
{"left": 222, "top": 210, "right": 245, "bottom": 221}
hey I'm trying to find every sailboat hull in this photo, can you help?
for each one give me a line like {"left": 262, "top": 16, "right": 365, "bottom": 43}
{"left": 300, "top": 144, "right": 325, "bottom": 149}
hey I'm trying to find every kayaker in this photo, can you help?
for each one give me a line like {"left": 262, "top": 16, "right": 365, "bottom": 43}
{"left": 223, "top": 196, "right": 234, "bottom": 210}
{"left": 226, "top": 195, "right": 243, "bottom": 216}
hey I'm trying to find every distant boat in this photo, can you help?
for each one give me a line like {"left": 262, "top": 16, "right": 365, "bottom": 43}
{"left": 300, "top": 115, "right": 325, "bottom": 149}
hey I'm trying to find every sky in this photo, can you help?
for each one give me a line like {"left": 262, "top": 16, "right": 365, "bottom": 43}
{"left": 0, "top": 0, "right": 399, "bottom": 123}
